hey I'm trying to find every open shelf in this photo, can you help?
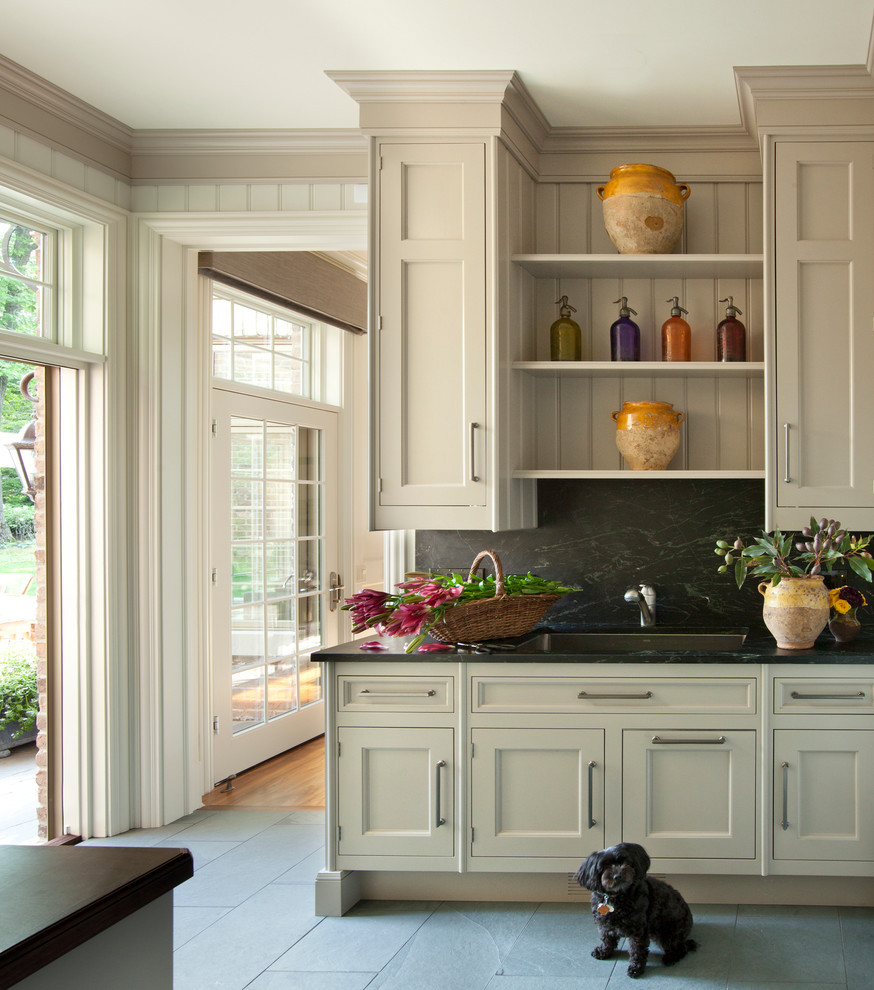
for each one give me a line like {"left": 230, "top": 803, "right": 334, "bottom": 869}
{"left": 513, "top": 361, "right": 764, "bottom": 378}
{"left": 511, "top": 253, "right": 764, "bottom": 280}
{"left": 513, "top": 468, "right": 766, "bottom": 480}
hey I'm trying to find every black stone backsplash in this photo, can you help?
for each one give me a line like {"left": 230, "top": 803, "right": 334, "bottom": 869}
{"left": 415, "top": 479, "right": 769, "bottom": 633}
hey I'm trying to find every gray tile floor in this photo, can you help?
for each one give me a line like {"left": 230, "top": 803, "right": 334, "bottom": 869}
{"left": 0, "top": 740, "right": 39, "bottom": 845}
{"left": 80, "top": 808, "right": 873, "bottom": 990}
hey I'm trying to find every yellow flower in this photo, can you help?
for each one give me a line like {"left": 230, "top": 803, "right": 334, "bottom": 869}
{"left": 833, "top": 599, "right": 852, "bottom": 614}
{"left": 829, "top": 588, "right": 840, "bottom": 607}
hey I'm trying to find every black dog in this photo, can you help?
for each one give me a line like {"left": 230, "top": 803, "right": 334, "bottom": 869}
{"left": 575, "top": 842, "right": 697, "bottom": 978}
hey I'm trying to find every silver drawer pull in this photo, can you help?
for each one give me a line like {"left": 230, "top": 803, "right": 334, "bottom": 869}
{"left": 781, "top": 761, "right": 790, "bottom": 830}
{"left": 578, "top": 690, "right": 653, "bottom": 700}
{"left": 470, "top": 422, "right": 480, "bottom": 482}
{"left": 652, "top": 735, "right": 726, "bottom": 745}
{"left": 435, "top": 760, "right": 446, "bottom": 827}
{"left": 359, "top": 689, "right": 437, "bottom": 698}
{"left": 789, "top": 690, "right": 865, "bottom": 700}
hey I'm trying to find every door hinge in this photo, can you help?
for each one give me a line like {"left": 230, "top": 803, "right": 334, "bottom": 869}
{"left": 337, "top": 741, "right": 341, "bottom": 757}
{"left": 471, "top": 826, "right": 475, "bottom": 843}
{"left": 470, "top": 742, "right": 475, "bottom": 758}
{"left": 211, "top": 568, "right": 217, "bottom": 585}
{"left": 212, "top": 715, "right": 219, "bottom": 734}
{"left": 211, "top": 419, "right": 217, "bottom": 438}
{"left": 377, "top": 314, "right": 383, "bottom": 331}
{"left": 338, "top": 825, "right": 342, "bottom": 841}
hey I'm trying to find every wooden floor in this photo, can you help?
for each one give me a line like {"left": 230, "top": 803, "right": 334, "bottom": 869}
{"left": 201, "top": 735, "right": 325, "bottom": 811}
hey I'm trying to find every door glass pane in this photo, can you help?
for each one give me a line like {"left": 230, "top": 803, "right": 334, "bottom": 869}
{"left": 268, "top": 658, "right": 297, "bottom": 720}
{"left": 225, "top": 413, "right": 325, "bottom": 735}
{"left": 232, "top": 667, "right": 265, "bottom": 731}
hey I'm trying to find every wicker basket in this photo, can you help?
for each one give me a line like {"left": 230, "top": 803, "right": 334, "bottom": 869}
{"left": 428, "top": 550, "right": 560, "bottom": 645}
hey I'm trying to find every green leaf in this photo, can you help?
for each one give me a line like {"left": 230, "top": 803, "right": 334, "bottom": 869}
{"left": 848, "top": 556, "right": 874, "bottom": 582}
{"left": 734, "top": 559, "right": 746, "bottom": 589}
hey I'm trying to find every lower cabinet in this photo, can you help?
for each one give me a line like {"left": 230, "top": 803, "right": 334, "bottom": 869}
{"left": 622, "top": 729, "right": 757, "bottom": 859}
{"left": 469, "top": 728, "right": 604, "bottom": 860}
{"left": 773, "top": 729, "right": 874, "bottom": 863}
{"left": 336, "top": 726, "right": 454, "bottom": 858}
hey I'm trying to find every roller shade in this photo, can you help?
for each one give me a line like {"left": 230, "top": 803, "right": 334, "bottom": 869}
{"left": 198, "top": 251, "right": 366, "bottom": 334}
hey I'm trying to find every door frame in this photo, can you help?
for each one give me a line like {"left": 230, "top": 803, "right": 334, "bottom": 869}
{"left": 134, "top": 211, "right": 367, "bottom": 824}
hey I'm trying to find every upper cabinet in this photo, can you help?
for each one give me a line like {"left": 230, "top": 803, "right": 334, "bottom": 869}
{"left": 770, "top": 140, "right": 874, "bottom": 530}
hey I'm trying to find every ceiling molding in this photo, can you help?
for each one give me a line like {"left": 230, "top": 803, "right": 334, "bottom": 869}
{"left": 326, "top": 69, "right": 520, "bottom": 105}
{"left": 542, "top": 124, "right": 758, "bottom": 155}
{"left": 130, "top": 129, "right": 367, "bottom": 157}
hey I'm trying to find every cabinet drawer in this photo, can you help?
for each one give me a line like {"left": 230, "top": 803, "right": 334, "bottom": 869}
{"left": 773, "top": 677, "right": 874, "bottom": 714}
{"left": 337, "top": 674, "right": 454, "bottom": 712}
{"left": 471, "top": 676, "right": 756, "bottom": 714}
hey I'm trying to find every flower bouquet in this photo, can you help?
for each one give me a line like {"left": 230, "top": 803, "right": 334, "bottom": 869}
{"left": 342, "top": 549, "right": 578, "bottom": 653}
{"left": 828, "top": 585, "right": 867, "bottom": 643}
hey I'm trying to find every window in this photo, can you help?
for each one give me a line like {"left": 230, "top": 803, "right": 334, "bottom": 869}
{"left": 211, "top": 286, "right": 341, "bottom": 403}
{"left": 0, "top": 213, "right": 54, "bottom": 339}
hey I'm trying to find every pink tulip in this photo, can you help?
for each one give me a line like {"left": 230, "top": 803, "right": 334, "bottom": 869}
{"left": 417, "top": 642, "right": 453, "bottom": 653}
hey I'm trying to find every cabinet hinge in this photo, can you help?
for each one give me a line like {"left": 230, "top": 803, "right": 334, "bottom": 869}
{"left": 377, "top": 314, "right": 383, "bottom": 331}
{"left": 211, "top": 568, "right": 217, "bottom": 585}
{"left": 471, "top": 826, "right": 475, "bottom": 843}
{"left": 212, "top": 715, "right": 219, "bottom": 734}
{"left": 378, "top": 156, "right": 383, "bottom": 171}
{"left": 338, "top": 825, "right": 342, "bottom": 841}
{"left": 337, "top": 741, "right": 341, "bottom": 756}
{"left": 211, "top": 419, "right": 217, "bottom": 438}
{"left": 470, "top": 742, "right": 474, "bottom": 758}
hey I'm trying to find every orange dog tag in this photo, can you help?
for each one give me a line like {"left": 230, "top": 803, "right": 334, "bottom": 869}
{"left": 597, "top": 902, "right": 614, "bottom": 915}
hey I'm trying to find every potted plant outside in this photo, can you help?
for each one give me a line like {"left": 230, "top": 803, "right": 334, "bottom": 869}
{"left": 0, "top": 644, "right": 38, "bottom": 754}
{"left": 715, "top": 518, "right": 874, "bottom": 649}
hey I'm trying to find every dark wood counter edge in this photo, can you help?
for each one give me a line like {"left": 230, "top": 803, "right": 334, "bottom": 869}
{"left": 0, "top": 846, "right": 193, "bottom": 990}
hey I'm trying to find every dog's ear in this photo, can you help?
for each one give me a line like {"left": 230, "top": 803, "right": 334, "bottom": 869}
{"left": 574, "top": 851, "right": 603, "bottom": 890}
{"left": 623, "top": 843, "right": 651, "bottom": 877}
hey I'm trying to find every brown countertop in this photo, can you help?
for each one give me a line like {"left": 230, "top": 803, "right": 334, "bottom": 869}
{"left": 0, "top": 845, "right": 193, "bottom": 990}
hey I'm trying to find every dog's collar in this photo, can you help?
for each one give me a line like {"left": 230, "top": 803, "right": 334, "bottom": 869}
{"left": 596, "top": 894, "right": 614, "bottom": 915}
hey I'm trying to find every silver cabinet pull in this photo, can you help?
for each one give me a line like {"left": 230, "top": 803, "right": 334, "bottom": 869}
{"left": 578, "top": 690, "right": 653, "bottom": 700}
{"left": 790, "top": 690, "right": 865, "bottom": 700}
{"left": 651, "top": 735, "right": 726, "bottom": 745}
{"left": 781, "top": 761, "right": 790, "bottom": 830}
{"left": 587, "top": 760, "right": 597, "bottom": 828}
{"left": 359, "top": 689, "right": 437, "bottom": 698}
{"left": 783, "top": 423, "right": 791, "bottom": 483}
{"left": 435, "top": 760, "right": 446, "bottom": 827}
{"left": 470, "top": 422, "right": 480, "bottom": 482}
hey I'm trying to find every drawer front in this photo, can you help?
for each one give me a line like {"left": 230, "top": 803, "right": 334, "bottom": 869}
{"left": 471, "top": 676, "right": 756, "bottom": 714}
{"left": 337, "top": 674, "right": 454, "bottom": 712}
{"left": 773, "top": 677, "right": 874, "bottom": 714}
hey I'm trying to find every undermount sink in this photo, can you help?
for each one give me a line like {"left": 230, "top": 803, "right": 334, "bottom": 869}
{"left": 512, "top": 626, "right": 749, "bottom": 653}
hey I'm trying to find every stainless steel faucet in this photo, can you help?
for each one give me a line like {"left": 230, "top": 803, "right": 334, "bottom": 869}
{"left": 624, "top": 583, "right": 656, "bottom": 626}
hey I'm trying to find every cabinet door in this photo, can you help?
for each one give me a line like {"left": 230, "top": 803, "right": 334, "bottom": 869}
{"left": 373, "top": 142, "right": 488, "bottom": 529}
{"left": 773, "top": 141, "right": 874, "bottom": 528}
{"left": 774, "top": 729, "right": 874, "bottom": 862}
{"left": 337, "top": 726, "right": 454, "bottom": 857}
{"left": 622, "top": 729, "right": 756, "bottom": 859}
{"left": 470, "top": 728, "right": 604, "bottom": 858}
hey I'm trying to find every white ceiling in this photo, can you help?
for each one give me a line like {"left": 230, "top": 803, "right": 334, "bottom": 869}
{"left": 2, "top": 1, "right": 873, "bottom": 131}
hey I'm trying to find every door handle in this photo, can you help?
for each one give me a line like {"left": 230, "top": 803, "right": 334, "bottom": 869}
{"left": 781, "top": 761, "right": 790, "bottom": 830}
{"left": 587, "top": 760, "right": 597, "bottom": 828}
{"left": 469, "top": 422, "right": 480, "bottom": 482}
{"left": 329, "top": 571, "right": 344, "bottom": 612}
{"left": 783, "top": 423, "right": 791, "bottom": 483}
{"left": 435, "top": 760, "right": 447, "bottom": 827}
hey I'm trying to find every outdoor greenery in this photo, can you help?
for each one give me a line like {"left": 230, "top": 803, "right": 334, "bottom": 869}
{"left": 0, "top": 642, "right": 38, "bottom": 736}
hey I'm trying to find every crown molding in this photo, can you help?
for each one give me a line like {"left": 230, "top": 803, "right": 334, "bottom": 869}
{"left": 735, "top": 63, "right": 874, "bottom": 141}
{"left": 542, "top": 124, "right": 758, "bottom": 155}
{"left": 326, "top": 69, "right": 520, "bottom": 104}
{"left": 130, "top": 129, "right": 367, "bottom": 157}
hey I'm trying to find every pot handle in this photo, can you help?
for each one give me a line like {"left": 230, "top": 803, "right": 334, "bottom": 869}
{"left": 758, "top": 581, "right": 770, "bottom": 598}
{"left": 611, "top": 410, "right": 620, "bottom": 422}
{"left": 678, "top": 184, "right": 691, "bottom": 201}
{"left": 597, "top": 185, "right": 607, "bottom": 200}
{"left": 674, "top": 411, "right": 686, "bottom": 425}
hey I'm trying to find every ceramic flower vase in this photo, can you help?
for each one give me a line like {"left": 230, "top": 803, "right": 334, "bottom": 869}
{"left": 829, "top": 614, "right": 861, "bottom": 643}
{"left": 758, "top": 575, "right": 829, "bottom": 649}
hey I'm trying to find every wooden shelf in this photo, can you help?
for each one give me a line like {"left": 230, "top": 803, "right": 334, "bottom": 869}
{"left": 513, "top": 469, "right": 766, "bottom": 480}
{"left": 511, "top": 253, "right": 763, "bottom": 280}
{"left": 513, "top": 360, "right": 764, "bottom": 378}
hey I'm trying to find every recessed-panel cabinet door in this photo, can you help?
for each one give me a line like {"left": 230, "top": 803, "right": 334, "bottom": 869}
{"left": 470, "top": 728, "right": 604, "bottom": 859}
{"left": 773, "top": 141, "right": 874, "bottom": 528}
{"left": 337, "top": 726, "right": 454, "bottom": 857}
{"left": 622, "top": 729, "right": 757, "bottom": 859}
{"left": 374, "top": 142, "right": 488, "bottom": 528}
{"left": 774, "top": 729, "right": 874, "bottom": 863}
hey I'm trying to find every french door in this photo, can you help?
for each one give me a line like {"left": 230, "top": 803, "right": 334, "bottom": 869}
{"left": 210, "top": 386, "right": 338, "bottom": 782}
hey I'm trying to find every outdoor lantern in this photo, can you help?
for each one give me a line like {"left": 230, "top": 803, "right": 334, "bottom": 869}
{"left": 7, "top": 420, "right": 36, "bottom": 501}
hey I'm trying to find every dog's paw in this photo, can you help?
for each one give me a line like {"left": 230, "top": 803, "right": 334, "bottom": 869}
{"left": 591, "top": 945, "right": 615, "bottom": 960}
{"left": 627, "top": 962, "right": 645, "bottom": 978}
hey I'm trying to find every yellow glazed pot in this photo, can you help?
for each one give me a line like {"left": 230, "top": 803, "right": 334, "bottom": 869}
{"left": 612, "top": 400, "right": 685, "bottom": 471}
{"left": 597, "top": 164, "right": 690, "bottom": 254}
{"left": 758, "top": 575, "right": 829, "bottom": 649}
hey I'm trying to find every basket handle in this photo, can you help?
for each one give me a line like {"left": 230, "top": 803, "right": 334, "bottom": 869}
{"left": 467, "top": 549, "right": 505, "bottom": 597}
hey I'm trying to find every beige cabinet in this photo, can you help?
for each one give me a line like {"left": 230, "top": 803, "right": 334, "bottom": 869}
{"left": 622, "top": 729, "right": 757, "bottom": 859}
{"left": 772, "top": 140, "right": 874, "bottom": 529}
{"left": 469, "top": 727, "right": 604, "bottom": 863}
{"left": 372, "top": 141, "right": 489, "bottom": 530}
{"left": 773, "top": 729, "right": 874, "bottom": 864}
{"left": 336, "top": 725, "right": 454, "bottom": 859}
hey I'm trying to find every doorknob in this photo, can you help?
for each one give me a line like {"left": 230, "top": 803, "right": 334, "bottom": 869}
{"left": 329, "top": 571, "right": 344, "bottom": 611}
